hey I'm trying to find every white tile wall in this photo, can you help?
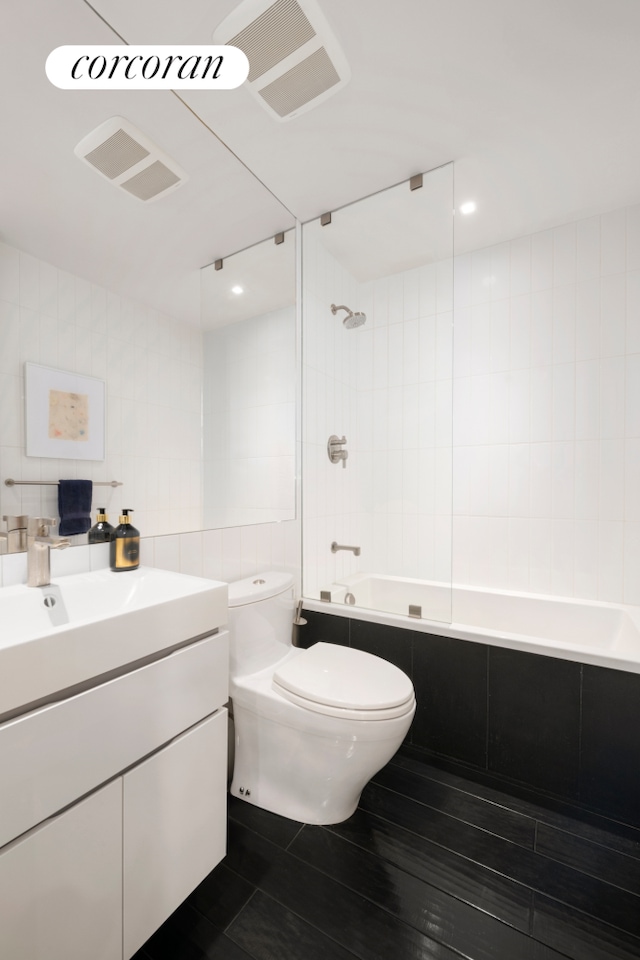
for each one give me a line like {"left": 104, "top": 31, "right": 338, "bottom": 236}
{"left": 303, "top": 199, "right": 640, "bottom": 608}
{"left": 453, "top": 202, "right": 640, "bottom": 605}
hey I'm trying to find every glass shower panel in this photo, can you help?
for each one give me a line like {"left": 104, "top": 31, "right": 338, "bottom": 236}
{"left": 301, "top": 163, "right": 454, "bottom": 623}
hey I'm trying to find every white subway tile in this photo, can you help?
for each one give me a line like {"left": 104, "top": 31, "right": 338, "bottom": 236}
{"left": 436, "top": 258, "right": 453, "bottom": 313}
{"left": 530, "top": 443, "right": 552, "bottom": 517}
{"left": 625, "top": 438, "right": 640, "bottom": 522}
{"left": 598, "top": 520, "right": 623, "bottom": 602}
{"left": 576, "top": 279, "right": 600, "bottom": 360}
{"left": 552, "top": 364, "right": 575, "bottom": 441}
{"left": 531, "top": 229, "right": 554, "bottom": 291}
{"left": 490, "top": 299, "right": 510, "bottom": 372}
{"left": 529, "top": 519, "right": 552, "bottom": 594}
{"left": 471, "top": 301, "right": 491, "bottom": 375}
{"left": 530, "top": 366, "right": 553, "bottom": 443}
{"left": 551, "top": 519, "right": 574, "bottom": 597}
{"left": 573, "top": 520, "right": 598, "bottom": 599}
{"left": 452, "top": 307, "right": 471, "bottom": 379}
{"left": 530, "top": 288, "right": 553, "bottom": 367}
{"left": 601, "top": 207, "right": 626, "bottom": 276}
{"left": 553, "top": 222, "right": 577, "bottom": 287}
{"left": 471, "top": 247, "right": 492, "bottom": 304}
{"left": 436, "top": 312, "right": 453, "bottom": 380}
{"left": 509, "top": 236, "right": 531, "bottom": 298}
{"left": 627, "top": 205, "right": 640, "bottom": 272}
{"left": 576, "top": 216, "right": 600, "bottom": 281}
{"left": 488, "top": 372, "right": 509, "bottom": 444}
{"left": 419, "top": 263, "right": 437, "bottom": 317}
{"left": 508, "top": 518, "right": 530, "bottom": 591}
{"left": 552, "top": 285, "right": 576, "bottom": 364}
{"left": 626, "top": 270, "right": 640, "bottom": 354}
{"left": 509, "top": 295, "right": 530, "bottom": 370}
{"left": 39, "top": 261, "right": 58, "bottom": 319}
{"left": 0, "top": 242, "right": 19, "bottom": 304}
{"left": 19, "top": 252, "right": 39, "bottom": 311}
{"left": 453, "top": 254, "right": 472, "bottom": 310}
{"left": 508, "top": 443, "right": 530, "bottom": 517}
{"left": 574, "top": 441, "right": 599, "bottom": 519}
{"left": 468, "top": 445, "right": 490, "bottom": 516}
{"left": 551, "top": 441, "right": 575, "bottom": 518}
{"left": 600, "top": 273, "right": 626, "bottom": 356}
{"left": 508, "top": 369, "right": 531, "bottom": 443}
{"left": 0, "top": 300, "right": 20, "bottom": 376}
{"left": 575, "top": 360, "right": 600, "bottom": 440}
{"left": 625, "top": 354, "right": 640, "bottom": 437}
{"left": 599, "top": 438, "right": 624, "bottom": 521}
{"left": 403, "top": 317, "right": 420, "bottom": 384}
{"left": 600, "top": 356, "right": 625, "bottom": 438}
{"left": 623, "top": 522, "right": 640, "bottom": 605}
{"left": 490, "top": 243, "right": 510, "bottom": 302}
{"left": 404, "top": 268, "right": 420, "bottom": 320}
{"left": 487, "top": 444, "right": 509, "bottom": 517}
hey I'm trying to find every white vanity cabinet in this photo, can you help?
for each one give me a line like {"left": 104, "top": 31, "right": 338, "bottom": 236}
{"left": 0, "top": 622, "right": 229, "bottom": 960}
{"left": 0, "top": 779, "right": 123, "bottom": 960}
{"left": 123, "top": 709, "right": 228, "bottom": 957}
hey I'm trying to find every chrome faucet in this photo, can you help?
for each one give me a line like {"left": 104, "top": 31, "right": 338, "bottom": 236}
{"left": 27, "top": 517, "right": 70, "bottom": 587}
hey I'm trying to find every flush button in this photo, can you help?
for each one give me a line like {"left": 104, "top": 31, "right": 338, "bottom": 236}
{"left": 253, "top": 579, "right": 266, "bottom": 585}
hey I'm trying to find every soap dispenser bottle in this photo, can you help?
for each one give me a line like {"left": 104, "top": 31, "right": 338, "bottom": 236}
{"left": 88, "top": 508, "right": 114, "bottom": 544}
{"left": 110, "top": 509, "right": 140, "bottom": 572}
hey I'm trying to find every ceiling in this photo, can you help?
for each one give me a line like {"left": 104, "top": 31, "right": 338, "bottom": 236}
{"left": 2, "top": 0, "right": 640, "bottom": 325}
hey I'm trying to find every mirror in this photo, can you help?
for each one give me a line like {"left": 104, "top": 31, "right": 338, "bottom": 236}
{"left": 0, "top": 227, "right": 297, "bottom": 550}
{"left": 200, "top": 230, "right": 297, "bottom": 529}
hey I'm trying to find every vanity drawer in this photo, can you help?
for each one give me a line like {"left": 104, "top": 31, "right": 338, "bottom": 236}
{"left": 0, "top": 630, "right": 228, "bottom": 848}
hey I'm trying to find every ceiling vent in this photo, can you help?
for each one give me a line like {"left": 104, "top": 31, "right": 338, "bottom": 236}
{"left": 74, "top": 117, "right": 188, "bottom": 202}
{"left": 212, "top": 0, "right": 350, "bottom": 121}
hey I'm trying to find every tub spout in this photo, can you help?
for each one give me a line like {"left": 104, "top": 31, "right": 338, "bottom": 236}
{"left": 331, "top": 541, "right": 361, "bottom": 556}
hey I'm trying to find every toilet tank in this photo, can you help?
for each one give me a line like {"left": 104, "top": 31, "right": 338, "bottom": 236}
{"left": 228, "top": 572, "right": 295, "bottom": 678}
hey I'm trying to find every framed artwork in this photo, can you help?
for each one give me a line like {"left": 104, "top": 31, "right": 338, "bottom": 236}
{"left": 25, "top": 362, "right": 105, "bottom": 460}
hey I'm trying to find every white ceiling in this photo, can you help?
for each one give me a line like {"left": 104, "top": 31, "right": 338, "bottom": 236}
{"left": 3, "top": 0, "right": 640, "bottom": 325}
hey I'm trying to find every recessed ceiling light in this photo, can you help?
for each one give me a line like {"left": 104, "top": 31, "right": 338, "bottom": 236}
{"left": 460, "top": 201, "right": 477, "bottom": 215}
{"left": 231, "top": 285, "right": 244, "bottom": 295}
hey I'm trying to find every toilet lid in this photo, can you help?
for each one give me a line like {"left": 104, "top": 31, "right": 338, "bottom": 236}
{"left": 272, "top": 642, "right": 415, "bottom": 718}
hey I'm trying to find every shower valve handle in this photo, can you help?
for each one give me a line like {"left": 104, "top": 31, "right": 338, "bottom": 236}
{"left": 327, "top": 435, "right": 348, "bottom": 467}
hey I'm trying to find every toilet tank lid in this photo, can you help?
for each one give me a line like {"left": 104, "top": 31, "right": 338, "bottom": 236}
{"left": 228, "top": 571, "right": 294, "bottom": 607}
{"left": 273, "top": 642, "right": 415, "bottom": 711}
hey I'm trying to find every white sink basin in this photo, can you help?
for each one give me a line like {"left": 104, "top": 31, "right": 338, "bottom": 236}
{"left": 0, "top": 566, "right": 228, "bottom": 717}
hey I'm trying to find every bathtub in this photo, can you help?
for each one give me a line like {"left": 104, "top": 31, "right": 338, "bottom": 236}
{"left": 306, "top": 573, "right": 640, "bottom": 674}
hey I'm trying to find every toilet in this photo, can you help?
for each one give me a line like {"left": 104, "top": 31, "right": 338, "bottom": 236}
{"left": 228, "top": 571, "right": 416, "bottom": 824}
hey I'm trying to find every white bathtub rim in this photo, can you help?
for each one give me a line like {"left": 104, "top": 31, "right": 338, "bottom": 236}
{"left": 303, "top": 584, "right": 640, "bottom": 675}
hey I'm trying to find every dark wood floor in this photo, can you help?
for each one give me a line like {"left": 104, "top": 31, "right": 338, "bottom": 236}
{"left": 134, "top": 749, "right": 640, "bottom": 960}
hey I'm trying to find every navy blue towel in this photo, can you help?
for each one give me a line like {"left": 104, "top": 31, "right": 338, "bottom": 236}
{"left": 58, "top": 479, "right": 93, "bottom": 536}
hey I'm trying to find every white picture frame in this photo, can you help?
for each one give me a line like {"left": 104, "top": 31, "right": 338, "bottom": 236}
{"left": 25, "top": 362, "right": 106, "bottom": 461}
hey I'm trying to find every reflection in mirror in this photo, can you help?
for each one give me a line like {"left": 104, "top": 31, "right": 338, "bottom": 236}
{"left": 301, "top": 164, "right": 454, "bottom": 622}
{"left": 201, "top": 230, "right": 296, "bottom": 529}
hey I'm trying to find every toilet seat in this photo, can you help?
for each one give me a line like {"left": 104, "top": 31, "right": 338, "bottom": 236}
{"left": 272, "top": 642, "right": 415, "bottom": 721}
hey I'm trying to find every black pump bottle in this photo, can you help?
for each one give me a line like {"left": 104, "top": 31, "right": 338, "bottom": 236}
{"left": 110, "top": 509, "right": 140, "bottom": 572}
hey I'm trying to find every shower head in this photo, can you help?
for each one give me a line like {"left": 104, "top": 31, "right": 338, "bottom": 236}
{"left": 330, "top": 303, "right": 367, "bottom": 329}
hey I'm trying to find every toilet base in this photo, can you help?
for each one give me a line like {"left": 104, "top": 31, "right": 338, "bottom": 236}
{"left": 230, "top": 697, "right": 414, "bottom": 824}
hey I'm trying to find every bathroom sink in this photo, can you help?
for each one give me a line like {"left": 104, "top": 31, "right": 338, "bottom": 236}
{"left": 0, "top": 566, "right": 227, "bottom": 717}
